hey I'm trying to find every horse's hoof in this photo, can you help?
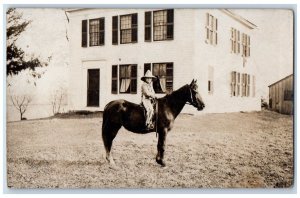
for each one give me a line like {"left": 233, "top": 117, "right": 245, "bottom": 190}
{"left": 156, "top": 158, "right": 166, "bottom": 167}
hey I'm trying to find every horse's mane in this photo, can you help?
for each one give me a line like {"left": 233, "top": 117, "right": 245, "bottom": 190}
{"left": 161, "top": 84, "right": 189, "bottom": 101}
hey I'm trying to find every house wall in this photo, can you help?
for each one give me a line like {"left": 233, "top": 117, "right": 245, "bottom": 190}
{"left": 269, "top": 75, "right": 293, "bottom": 114}
{"left": 193, "top": 9, "right": 260, "bottom": 113}
{"left": 68, "top": 8, "right": 261, "bottom": 114}
{"left": 68, "top": 9, "right": 198, "bottom": 112}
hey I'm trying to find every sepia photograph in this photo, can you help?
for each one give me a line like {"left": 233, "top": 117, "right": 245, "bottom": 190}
{"left": 5, "top": 7, "right": 294, "bottom": 189}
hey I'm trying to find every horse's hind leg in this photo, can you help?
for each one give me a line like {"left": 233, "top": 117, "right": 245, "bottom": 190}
{"left": 102, "top": 124, "right": 121, "bottom": 168}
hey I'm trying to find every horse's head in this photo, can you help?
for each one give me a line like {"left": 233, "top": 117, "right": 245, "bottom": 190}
{"left": 188, "top": 79, "right": 205, "bottom": 111}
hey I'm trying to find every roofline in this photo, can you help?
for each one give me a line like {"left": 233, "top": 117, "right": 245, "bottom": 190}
{"left": 65, "top": 8, "right": 91, "bottom": 13}
{"left": 268, "top": 74, "right": 294, "bottom": 87}
{"left": 221, "top": 9, "right": 258, "bottom": 30}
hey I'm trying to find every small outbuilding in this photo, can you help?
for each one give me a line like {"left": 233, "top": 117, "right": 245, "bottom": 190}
{"left": 268, "top": 74, "right": 293, "bottom": 114}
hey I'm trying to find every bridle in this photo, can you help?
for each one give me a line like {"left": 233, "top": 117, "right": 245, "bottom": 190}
{"left": 186, "top": 85, "right": 198, "bottom": 107}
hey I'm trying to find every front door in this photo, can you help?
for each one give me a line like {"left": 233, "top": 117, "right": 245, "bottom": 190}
{"left": 87, "top": 69, "right": 100, "bottom": 107}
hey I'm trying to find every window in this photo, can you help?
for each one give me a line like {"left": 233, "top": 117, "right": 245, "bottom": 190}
{"left": 145, "top": 11, "right": 152, "bottom": 41}
{"left": 241, "top": 73, "right": 251, "bottom": 97}
{"left": 112, "top": 65, "right": 118, "bottom": 94}
{"left": 242, "top": 33, "right": 250, "bottom": 57}
{"left": 205, "top": 13, "right": 218, "bottom": 45}
{"left": 231, "top": 72, "right": 252, "bottom": 97}
{"left": 144, "top": 63, "right": 173, "bottom": 93}
{"left": 231, "top": 28, "right": 240, "bottom": 54}
{"left": 284, "top": 90, "right": 293, "bottom": 101}
{"left": 208, "top": 66, "right": 214, "bottom": 94}
{"left": 120, "top": 13, "right": 138, "bottom": 44}
{"left": 82, "top": 20, "right": 88, "bottom": 47}
{"left": 119, "top": 64, "right": 137, "bottom": 93}
{"left": 153, "top": 9, "right": 174, "bottom": 41}
{"left": 152, "top": 63, "right": 173, "bottom": 93}
{"left": 89, "top": 18, "right": 105, "bottom": 46}
{"left": 112, "top": 16, "right": 118, "bottom": 45}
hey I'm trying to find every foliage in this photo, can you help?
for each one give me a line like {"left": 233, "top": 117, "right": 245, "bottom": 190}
{"left": 6, "top": 8, "right": 49, "bottom": 77}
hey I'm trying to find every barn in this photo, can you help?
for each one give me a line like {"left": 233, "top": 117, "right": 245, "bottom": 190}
{"left": 66, "top": 8, "right": 261, "bottom": 114}
{"left": 268, "top": 74, "right": 293, "bottom": 115}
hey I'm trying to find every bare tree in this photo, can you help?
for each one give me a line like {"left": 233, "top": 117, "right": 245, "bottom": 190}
{"left": 50, "top": 86, "right": 66, "bottom": 115}
{"left": 10, "top": 94, "right": 32, "bottom": 120}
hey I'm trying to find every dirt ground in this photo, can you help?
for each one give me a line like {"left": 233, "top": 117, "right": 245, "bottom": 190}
{"left": 6, "top": 110, "right": 294, "bottom": 188}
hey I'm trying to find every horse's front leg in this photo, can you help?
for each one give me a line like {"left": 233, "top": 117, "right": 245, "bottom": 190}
{"left": 156, "top": 128, "right": 167, "bottom": 167}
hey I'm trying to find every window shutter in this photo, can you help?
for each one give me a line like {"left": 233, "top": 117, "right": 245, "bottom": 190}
{"left": 131, "top": 64, "right": 137, "bottom": 93}
{"left": 112, "top": 16, "right": 118, "bottom": 45}
{"left": 112, "top": 65, "right": 118, "bottom": 94}
{"left": 237, "top": 31, "right": 240, "bottom": 53}
{"left": 166, "top": 9, "right": 174, "bottom": 39}
{"left": 247, "top": 36, "right": 251, "bottom": 57}
{"left": 166, "top": 63, "right": 173, "bottom": 92}
{"left": 145, "top": 11, "right": 152, "bottom": 42}
{"left": 208, "top": 66, "right": 214, "bottom": 94}
{"left": 144, "top": 63, "right": 151, "bottom": 74}
{"left": 99, "top": 18, "right": 105, "bottom": 45}
{"left": 131, "top": 13, "right": 138, "bottom": 42}
{"left": 82, "top": 20, "right": 88, "bottom": 47}
{"left": 247, "top": 74, "right": 251, "bottom": 97}
{"left": 206, "top": 13, "right": 209, "bottom": 26}
{"left": 214, "top": 18, "right": 218, "bottom": 45}
{"left": 252, "top": 75, "right": 255, "bottom": 97}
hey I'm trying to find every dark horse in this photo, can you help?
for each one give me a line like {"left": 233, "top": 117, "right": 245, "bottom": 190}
{"left": 102, "top": 79, "right": 205, "bottom": 167}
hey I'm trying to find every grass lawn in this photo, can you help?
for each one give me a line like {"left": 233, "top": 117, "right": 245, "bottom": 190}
{"left": 6, "top": 110, "right": 293, "bottom": 188}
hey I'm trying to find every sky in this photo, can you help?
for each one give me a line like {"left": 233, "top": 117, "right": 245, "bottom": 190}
{"left": 234, "top": 9, "right": 293, "bottom": 97}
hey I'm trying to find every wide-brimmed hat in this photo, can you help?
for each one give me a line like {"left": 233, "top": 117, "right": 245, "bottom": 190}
{"left": 141, "top": 70, "right": 156, "bottom": 82}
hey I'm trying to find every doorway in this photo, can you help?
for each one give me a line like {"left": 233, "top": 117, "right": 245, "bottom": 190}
{"left": 87, "top": 69, "right": 100, "bottom": 107}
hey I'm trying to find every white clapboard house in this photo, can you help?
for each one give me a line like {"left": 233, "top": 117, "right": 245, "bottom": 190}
{"left": 66, "top": 8, "right": 260, "bottom": 114}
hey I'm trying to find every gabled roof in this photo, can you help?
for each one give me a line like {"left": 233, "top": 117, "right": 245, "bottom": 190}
{"left": 268, "top": 74, "right": 294, "bottom": 87}
{"left": 221, "top": 9, "right": 258, "bottom": 29}
{"left": 65, "top": 8, "right": 90, "bottom": 13}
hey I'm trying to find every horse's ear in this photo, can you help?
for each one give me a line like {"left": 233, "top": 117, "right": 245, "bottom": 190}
{"left": 190, "top": 79, "right": 195, "bottom": 86}
{"left": 194, "top": 79, "right": 197, "bottom": 84}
